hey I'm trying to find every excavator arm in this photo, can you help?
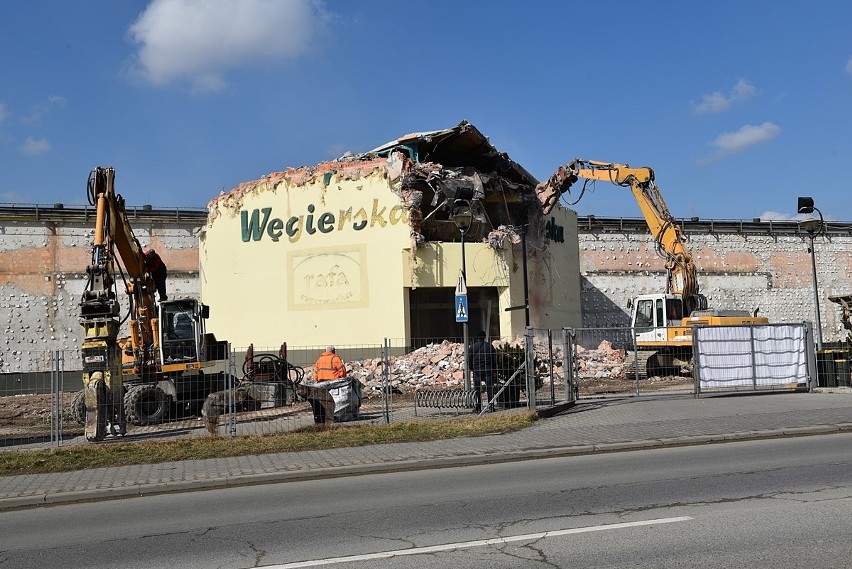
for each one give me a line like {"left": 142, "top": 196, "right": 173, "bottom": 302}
{"left": 85, "top": 167, "right": 159, "bottom": 357}
{"left": 536, "top": 159, "right": 707, "bottom": 314}
{"left": 79, "top": 167, "right": 160, "bottom": 441}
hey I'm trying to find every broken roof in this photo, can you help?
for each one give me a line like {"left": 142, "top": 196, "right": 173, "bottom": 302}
{"left": 210, "top": 120, "right": 540, "bottom": 217}
{"left": 369, "top": 120, "right": 539, "bottom": 188}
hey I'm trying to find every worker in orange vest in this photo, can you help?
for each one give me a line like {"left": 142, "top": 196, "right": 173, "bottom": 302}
{"left": 314, "top": 346, "right": 346, "bottom": 381}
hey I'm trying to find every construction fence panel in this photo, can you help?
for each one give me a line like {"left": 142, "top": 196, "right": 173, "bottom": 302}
{"left": 814, "top": 344, "right": 852, "bottom": 389}
{"left": 384, "top": 335, "right": 473, "bottom": 423}
{"left": 206, "top": 343, "right": 388, "bottom": 438}
{"left": 693, "top": 323, "right": 815, "bottom": 394}
{"left": 1, "top": 349, "right": 83, "bottom": 450}
{"left": 385, "top": 333, "right": 562, "bottom": 420}
{"left": 568, "top": 327, "right": 694, "bottom": 398}
{"left": 527, "top": 328, "right": 573, "bottom": 409}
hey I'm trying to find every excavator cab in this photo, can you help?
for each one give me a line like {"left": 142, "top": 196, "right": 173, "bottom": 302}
{"left": 158, "top": 298, "right": 229, "bottom": 366}
{"left": 631, "top": 293, "right": 684, "bottom": 341}
{"left": 160, "top": 299, "right": 201, "bottom": 365}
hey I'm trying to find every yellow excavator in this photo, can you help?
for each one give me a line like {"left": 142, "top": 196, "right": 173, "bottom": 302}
{"left": 536, "top": 159, "right": 768, "bottom": 377}
{"left": 78, "top": 167, "right": 229, "bottom": 441}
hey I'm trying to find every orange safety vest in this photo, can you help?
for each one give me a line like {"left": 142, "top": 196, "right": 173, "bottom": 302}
{"left": 314, "top": 352, "right": 346, "bottom": 381}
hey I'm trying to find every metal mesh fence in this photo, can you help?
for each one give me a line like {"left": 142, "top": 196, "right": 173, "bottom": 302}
{"left": 1, "top": 350, "right": 83, "bottom": 449}
{"left": 568, "top": 327, "right": 694, "bottom": 397}
{"left": 3, "top": 325, "right": 837, "bottom": 451}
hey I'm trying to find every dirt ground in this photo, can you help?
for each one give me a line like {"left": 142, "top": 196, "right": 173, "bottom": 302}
{"left": 0, "top": 393, "right": 79, "bottom": 427}
{"left": 0, "top": 374, "right": 693, "bottom": 433}
{"left": 578, "top": 375, "right": 693, "bottom": 395}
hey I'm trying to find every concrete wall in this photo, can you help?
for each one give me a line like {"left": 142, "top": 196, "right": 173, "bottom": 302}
{"left": 3, "top": 209, "right": 848, "bottom": 372}
{"left": 0, "top": 207, "right": 205, "bottom": 370}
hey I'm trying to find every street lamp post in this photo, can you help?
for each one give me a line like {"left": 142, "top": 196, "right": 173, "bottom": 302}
{"left": 453, "top": 201, "right": 473, "bottom": 392}
{"left": 798, "top": 197, "right": 824, "bottom": 351}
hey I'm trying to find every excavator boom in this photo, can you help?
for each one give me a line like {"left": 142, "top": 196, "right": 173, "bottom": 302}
{"left": 78, "top": 167, "right": 230, "bottom": 441}
{"left": 536, "top": 158, "right": 706, "bottom": 314}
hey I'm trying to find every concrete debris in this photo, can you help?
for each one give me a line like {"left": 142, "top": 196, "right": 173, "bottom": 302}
{"left": 575, "top": 339, "right": 628, "bottom": 379}
{"left": 487, "top": 225, "right": 522, "bottom": 249}
{"left": 297, "top": 338, "right": 642, "bottom": 399}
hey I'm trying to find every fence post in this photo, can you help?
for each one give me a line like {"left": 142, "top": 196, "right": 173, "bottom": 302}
{"left": 525, "top": 327, "right": 536, "bottom": 410}
{"left": 383, "top": 339, "right": 393, "bottom": 424}
{"left": 226, "top": 343, "right": 237, "bottom": 436}
{"left": 563, "top": 328, "right": 575, "bottom": 403}
{"left": 749, "top": 325, "right": 758, "bottom": 391}
{"left": 692, "top": 326, "right": 704, "bottom": 398}
{"left": 547, "top": 329, "right": 555, "bottom": 404}
{"left": 804, "top": 322, "right": 817, "bottom": 392}
{"left": 632, "top": 327, "right": 640, "bottom": 396}
{"left": 50, "top": 350, "right": 55, "bottom": 446}
{"left": 50, "top": 350, "right": 58, "bottom": 447}
{"left": 59, "top": 350, "right": 65, "bottom": 446}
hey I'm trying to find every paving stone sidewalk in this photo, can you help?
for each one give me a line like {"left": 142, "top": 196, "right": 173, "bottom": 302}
{"left": 2, "top": 390, "right": 851, "bottom": 511}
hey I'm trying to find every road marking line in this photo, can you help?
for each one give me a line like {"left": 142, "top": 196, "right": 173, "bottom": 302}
{"left": 264, "top": 516, "right": 693, "bottom": 568}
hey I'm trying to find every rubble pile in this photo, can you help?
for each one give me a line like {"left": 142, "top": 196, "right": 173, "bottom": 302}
{"left": 301, "top": 340, "right": 569, "bottom": 399}
{"left": 297, "top": 339, "right": 639, "bottom": 398}
{"left": 301, "top": 341, "right": 467, "bottom": 398}
{"left": 575, "top": 340, "right": 628, "bottom": 380}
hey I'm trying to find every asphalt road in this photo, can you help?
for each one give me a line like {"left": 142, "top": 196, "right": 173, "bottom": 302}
{"left": 2, "top": 433, "right": 851, "bottom": 569}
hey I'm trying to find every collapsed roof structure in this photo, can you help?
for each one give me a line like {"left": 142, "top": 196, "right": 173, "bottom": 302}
{"left": 363, "top": 120, "right": 544, "bottom": 250}
{"left": 210, "top": 120, "right": 548, "bottom": 252}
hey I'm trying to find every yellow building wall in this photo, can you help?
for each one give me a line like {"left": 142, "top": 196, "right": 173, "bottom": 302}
{"left": 402, "top": 205, "right": 582, "bottom": 339}
{"left": 201, "top": 168, "right": 412, "bottom": 349}
{"left": 201, "top": 164, "right": 582, "bottom": 348}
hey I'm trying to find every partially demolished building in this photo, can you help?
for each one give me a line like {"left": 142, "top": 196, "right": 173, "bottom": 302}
{"left": 201, "top": 121, "right": 581, "bottom": 348}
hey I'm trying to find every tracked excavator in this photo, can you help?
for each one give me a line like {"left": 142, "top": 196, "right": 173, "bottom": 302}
{"left": 77, "top": 167, "right": 229, "bottom": 441}
{"left": 536, "top": 159, "right": 768, "bottom": 377}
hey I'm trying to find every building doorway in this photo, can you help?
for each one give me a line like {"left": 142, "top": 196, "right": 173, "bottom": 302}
{"left": 408, "top": 287, "right": 500, "bottom": 347}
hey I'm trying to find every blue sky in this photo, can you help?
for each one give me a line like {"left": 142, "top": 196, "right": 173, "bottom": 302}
{"left": 1, "top": 0, "right": 851, "bottom": 221}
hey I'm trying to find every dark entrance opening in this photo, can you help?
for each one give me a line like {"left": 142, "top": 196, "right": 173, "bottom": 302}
{"left": 408, "top": 287, "right": 500, "bottom": 348}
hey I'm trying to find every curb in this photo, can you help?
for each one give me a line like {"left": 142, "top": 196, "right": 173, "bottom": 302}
{"left": 3, "top": 424, "right": 851, "bottom": 512}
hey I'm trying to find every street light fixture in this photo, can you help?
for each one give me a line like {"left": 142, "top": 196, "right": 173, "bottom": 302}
{"left": 453, "top": 199, "right": 473, "bottom": 392}
{"left": 797, "top": 196, "right": 825, "bottom": 351}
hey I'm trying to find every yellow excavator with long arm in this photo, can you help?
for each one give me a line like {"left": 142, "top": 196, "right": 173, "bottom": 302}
{"left": 78, "top": 167, "right": 229, "bottom": 441}
{"left": 536, "top": 158, "right": 767, "bottom": 377}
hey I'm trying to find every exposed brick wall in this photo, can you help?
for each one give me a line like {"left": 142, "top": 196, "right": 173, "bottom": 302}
{"left": 0, "top": 214, "right": 203, "bottom": 362}
{"left": 578, "top": 227, "right": 852, "bottom": 342}
{"left": 2, "top": 213, "right": 850, "bottom": 368}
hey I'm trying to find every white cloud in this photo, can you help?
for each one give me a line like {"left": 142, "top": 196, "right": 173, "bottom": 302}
{"left": 697, "top": 122, "right": 780, "bottom": 164}
{"left": 20, "top": 137, "right": 51, "bottom": 156}
{"left": 846, "top": 57, "right": 852, "bottom": 75}
{"left": 0, "top": 102, "right": 8, "bottom": 125}
{"left": 128, "top": 0, "right": 327, "bottom": 91}
{"left": 21, "top": 95, "right": 66, "bottom": 125}
{"left": 759, "top": 210, "right": 837, "bottom": 223}
{"left": 758, "top": 211, "right": 796, "bottom": 221}
{"left": 710, "top": 122, "right": 780, "bottom": 153}
{"left": 692, "top": 79, "right": 757, "bottom": 114}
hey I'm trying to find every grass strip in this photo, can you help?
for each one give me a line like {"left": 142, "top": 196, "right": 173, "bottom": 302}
{"left": 0, "top": 412, "right": 536, "bottom": 476}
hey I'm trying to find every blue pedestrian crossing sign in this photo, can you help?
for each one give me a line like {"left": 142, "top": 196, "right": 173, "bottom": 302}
{"left": 455, "top": 271, "right": 468, "bottom": 323}
{"left": 455, "top": 294, "right": 469, "bottom": 323}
